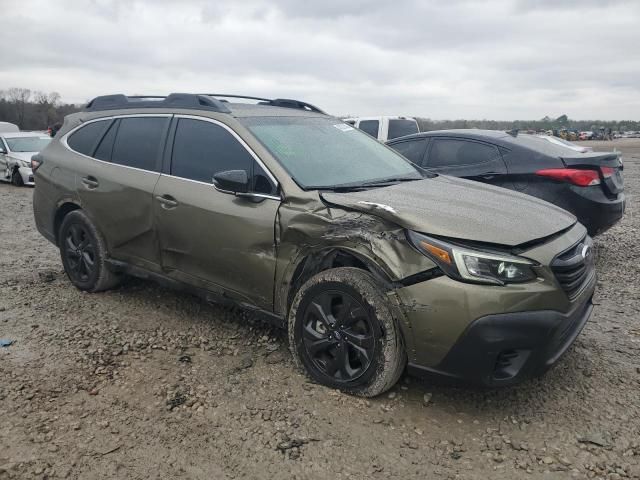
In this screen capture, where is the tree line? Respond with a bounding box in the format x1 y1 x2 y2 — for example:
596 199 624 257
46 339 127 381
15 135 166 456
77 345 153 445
415 114 640 133
1 87 639 133
0 88 81 131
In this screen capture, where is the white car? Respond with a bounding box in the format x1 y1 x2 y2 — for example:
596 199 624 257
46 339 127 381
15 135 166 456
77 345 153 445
0 132 52 186
343 116 419 141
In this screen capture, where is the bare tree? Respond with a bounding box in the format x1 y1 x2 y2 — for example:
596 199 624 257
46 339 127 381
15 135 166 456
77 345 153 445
6 87 32 128
34 91 61 126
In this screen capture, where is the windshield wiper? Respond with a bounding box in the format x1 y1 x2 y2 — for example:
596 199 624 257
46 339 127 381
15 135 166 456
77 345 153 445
358 176 422 187
308 176 422 192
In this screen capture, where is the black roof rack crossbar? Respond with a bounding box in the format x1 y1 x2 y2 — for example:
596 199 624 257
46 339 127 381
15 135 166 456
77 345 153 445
84 93 232 113
201 94 326 114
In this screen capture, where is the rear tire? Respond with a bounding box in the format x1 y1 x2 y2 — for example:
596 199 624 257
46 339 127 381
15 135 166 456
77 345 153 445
11 169 24 187
59 210 122 292
288 267 405 397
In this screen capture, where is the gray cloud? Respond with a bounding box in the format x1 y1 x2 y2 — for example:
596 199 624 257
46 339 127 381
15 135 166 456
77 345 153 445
1 0 638 119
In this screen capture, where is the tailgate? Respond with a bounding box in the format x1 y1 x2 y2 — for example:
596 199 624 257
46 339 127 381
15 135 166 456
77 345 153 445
561 152 623 196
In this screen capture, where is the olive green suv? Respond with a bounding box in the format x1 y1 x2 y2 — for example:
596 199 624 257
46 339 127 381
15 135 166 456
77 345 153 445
32 93 596 396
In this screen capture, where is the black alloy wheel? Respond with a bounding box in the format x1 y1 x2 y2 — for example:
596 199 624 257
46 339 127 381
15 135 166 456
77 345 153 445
301 290 376 383
64 223 96 283
58 210 122 292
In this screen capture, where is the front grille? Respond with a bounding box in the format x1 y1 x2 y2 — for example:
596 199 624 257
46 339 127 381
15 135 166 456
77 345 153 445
551 236 595 300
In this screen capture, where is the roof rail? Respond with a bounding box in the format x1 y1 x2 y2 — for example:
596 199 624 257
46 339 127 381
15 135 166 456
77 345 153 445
201 94 326 114
84 93 232 113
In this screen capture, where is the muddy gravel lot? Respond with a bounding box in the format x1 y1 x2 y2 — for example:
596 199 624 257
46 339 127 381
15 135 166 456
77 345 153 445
1 139 639 480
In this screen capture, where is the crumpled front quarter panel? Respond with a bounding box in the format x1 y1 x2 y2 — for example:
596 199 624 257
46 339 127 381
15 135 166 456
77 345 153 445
274 193 437 316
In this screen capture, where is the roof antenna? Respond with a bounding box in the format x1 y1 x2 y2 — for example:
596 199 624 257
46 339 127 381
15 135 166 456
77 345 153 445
506 128 519 137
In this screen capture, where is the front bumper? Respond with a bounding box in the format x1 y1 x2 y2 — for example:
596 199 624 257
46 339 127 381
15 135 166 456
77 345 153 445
394 222 595 386
18 166 35 186
407 293 593 386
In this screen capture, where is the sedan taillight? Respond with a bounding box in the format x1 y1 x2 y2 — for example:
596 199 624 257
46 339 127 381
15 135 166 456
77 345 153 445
600 166 615 178
535 168 600 186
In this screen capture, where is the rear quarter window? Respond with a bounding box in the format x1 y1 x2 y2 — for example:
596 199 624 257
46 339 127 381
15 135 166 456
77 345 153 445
67 120 110 156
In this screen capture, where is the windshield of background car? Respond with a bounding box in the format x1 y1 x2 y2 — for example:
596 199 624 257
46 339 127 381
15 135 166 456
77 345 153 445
387 119 419 140
5 136 51 153
241 116 421 189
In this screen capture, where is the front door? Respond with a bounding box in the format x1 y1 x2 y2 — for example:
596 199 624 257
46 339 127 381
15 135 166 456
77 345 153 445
153 116 280 310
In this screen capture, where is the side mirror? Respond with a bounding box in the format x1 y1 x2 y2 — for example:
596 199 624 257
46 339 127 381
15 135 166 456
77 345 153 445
213 169 249 194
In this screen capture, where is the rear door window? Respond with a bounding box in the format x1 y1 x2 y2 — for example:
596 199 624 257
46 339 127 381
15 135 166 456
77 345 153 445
171 118 276 195
94 120 118 161
427 139 500 167
67 120 110 156
389 139 428 165
358 120 380 138
110 117 168 171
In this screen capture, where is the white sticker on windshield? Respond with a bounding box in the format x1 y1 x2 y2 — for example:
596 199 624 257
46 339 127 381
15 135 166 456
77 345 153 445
334 123 355 132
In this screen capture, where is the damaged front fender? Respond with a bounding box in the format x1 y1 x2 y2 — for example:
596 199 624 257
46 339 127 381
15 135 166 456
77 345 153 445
273 193 437 317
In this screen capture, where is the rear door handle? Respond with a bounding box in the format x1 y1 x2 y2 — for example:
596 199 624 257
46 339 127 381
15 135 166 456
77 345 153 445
479 172 500 180
81 176 99 189
156 194 178 209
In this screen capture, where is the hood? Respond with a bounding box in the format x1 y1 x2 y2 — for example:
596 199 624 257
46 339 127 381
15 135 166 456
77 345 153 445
321 176 576 247
8 152 35 163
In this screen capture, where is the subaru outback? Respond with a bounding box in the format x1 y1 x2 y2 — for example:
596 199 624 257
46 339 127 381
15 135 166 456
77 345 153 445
32 93 596 397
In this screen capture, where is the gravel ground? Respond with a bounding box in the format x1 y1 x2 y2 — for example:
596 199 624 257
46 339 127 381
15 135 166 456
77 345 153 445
1 139 639 480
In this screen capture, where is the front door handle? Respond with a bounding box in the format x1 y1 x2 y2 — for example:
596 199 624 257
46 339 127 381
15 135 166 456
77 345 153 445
156 194 178 209
81 176 99 189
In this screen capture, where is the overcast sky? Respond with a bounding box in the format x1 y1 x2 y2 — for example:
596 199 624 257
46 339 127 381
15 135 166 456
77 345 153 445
1 0 639 120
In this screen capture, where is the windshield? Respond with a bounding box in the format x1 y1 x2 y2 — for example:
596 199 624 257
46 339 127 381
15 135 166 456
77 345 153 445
5 136 51 153
242 116 421 189
388 119 419 140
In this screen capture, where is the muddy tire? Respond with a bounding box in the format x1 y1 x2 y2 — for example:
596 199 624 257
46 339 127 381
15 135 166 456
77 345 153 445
58 210 122 292
11 168 24 187
288 267 405 397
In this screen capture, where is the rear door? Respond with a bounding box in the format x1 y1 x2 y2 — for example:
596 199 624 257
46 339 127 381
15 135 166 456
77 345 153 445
68 115 170 271
387 138 429 165
153 115 280 310
423 137 508 184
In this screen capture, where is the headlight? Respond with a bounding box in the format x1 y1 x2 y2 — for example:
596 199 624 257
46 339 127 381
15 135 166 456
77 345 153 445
407 231 537 285
18 159 30 168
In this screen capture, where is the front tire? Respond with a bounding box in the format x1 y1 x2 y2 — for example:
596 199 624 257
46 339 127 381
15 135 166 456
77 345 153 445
59 210 122 292
11 169 24 186
288 267 405 397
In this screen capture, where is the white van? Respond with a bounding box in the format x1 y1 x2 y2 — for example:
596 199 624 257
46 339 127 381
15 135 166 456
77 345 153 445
343 116 419 142
0 121 20 133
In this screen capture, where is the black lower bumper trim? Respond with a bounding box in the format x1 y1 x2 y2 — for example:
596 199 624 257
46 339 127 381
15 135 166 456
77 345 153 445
408 295 594 387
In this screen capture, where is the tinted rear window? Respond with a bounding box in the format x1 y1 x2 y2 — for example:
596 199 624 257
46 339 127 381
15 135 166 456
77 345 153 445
67 120 110 156
94 121 118 161
429 139 500 167
387 119 419 140
389 139 427 164
111 117 167 171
